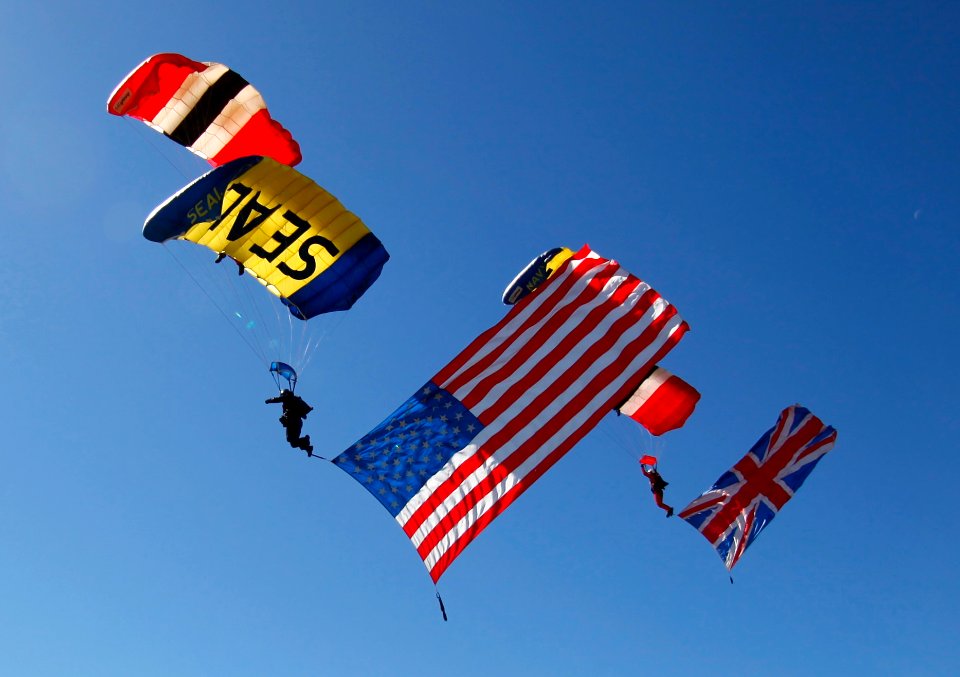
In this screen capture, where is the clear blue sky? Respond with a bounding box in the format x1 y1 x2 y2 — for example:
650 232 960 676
1 2 957 675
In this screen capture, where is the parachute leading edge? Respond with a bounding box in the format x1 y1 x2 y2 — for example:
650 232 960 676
144 156 389 319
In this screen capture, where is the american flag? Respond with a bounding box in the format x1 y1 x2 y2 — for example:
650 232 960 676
679 404 838 570
334 245 689 581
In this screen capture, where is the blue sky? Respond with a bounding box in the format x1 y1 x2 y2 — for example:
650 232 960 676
1 2 958 675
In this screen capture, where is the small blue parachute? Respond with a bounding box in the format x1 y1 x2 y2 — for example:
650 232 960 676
270 361 298 392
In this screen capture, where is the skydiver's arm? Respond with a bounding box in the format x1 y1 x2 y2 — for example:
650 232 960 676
265 396 283 404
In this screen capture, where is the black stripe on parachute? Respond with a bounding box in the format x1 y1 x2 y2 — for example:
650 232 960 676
167 69 249 147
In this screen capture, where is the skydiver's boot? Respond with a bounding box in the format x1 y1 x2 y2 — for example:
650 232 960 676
303 436 313 457
666 507 674 518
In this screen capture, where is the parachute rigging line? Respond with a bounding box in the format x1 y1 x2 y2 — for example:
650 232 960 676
162 245 267 366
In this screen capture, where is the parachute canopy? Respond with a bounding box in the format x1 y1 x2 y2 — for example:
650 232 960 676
270 361 298 391
502 246 574 305
617 366 700 436
107 53 301 167
144 155 389 320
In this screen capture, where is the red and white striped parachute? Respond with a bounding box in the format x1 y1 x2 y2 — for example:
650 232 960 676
107 53 301 167
617 366 700 436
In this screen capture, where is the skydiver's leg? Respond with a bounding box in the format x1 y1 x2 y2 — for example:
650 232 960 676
285 420 303 448
285 420 313 454
653 491 674 516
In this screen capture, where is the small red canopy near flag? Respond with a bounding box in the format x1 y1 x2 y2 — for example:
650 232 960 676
617 366 700 436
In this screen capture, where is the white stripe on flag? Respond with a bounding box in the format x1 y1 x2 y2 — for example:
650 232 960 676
437 254 612 389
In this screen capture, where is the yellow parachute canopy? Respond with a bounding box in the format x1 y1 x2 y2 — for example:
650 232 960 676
144 156 388 319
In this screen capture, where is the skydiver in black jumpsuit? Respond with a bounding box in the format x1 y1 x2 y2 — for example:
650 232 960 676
265 389 314 456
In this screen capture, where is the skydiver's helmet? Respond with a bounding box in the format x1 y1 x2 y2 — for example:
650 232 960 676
280 389 293 397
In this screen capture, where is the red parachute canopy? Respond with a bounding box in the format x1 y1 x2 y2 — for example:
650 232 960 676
617 366 700 436
107 53 301 167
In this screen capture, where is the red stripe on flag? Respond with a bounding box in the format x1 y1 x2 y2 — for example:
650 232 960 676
463 280 652 415
437 255 609 391
472 286 659 422
729 509 755 568
451 262 622 403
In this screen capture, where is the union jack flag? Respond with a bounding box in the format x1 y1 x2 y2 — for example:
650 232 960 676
335 245 688 581
679 405 838 570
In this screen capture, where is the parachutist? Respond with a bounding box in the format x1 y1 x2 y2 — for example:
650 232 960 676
640 463 674 517
265 389 314 455
215 251 244 275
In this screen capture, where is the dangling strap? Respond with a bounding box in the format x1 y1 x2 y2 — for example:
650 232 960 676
435 589 448 621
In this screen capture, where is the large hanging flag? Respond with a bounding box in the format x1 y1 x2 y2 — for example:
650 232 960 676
334 245 689 581
679 404 838 570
